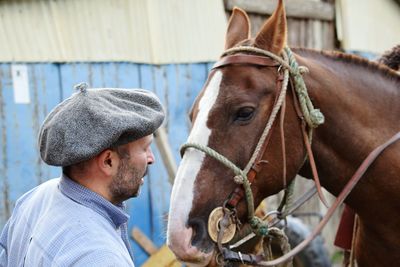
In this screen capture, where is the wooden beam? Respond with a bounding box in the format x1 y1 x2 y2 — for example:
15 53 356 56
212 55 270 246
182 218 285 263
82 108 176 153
225 0 335 21
131 227 181 267
154 127 177 185
131 227 158 255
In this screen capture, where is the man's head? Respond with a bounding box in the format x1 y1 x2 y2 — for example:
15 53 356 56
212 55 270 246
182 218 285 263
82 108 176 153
39 83 165 202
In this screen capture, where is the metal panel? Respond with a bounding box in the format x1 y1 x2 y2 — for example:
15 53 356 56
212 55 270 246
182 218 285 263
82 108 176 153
0 61 211 266
0 63 61 225
0 0 226 64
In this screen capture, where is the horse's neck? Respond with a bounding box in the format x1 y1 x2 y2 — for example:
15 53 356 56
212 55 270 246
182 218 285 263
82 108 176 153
297 50 400 214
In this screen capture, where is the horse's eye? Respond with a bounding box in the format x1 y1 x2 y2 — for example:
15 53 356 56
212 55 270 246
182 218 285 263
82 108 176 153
235 107 255 122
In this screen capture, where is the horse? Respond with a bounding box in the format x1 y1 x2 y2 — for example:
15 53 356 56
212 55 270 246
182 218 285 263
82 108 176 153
167 1 400 266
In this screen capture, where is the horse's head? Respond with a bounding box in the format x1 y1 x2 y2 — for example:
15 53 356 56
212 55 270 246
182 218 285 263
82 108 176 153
168 1 308 265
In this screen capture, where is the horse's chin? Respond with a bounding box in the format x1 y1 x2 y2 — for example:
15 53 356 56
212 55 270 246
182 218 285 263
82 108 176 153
179 250 215 267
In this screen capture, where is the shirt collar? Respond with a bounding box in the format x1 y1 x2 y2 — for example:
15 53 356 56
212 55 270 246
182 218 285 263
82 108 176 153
59 174 129 228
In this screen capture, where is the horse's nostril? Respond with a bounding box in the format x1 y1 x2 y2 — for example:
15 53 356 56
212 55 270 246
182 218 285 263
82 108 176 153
188 217 212 249
188 218 206 246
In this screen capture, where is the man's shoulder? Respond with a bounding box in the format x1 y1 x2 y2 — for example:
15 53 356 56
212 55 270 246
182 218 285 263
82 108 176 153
15 178 59 202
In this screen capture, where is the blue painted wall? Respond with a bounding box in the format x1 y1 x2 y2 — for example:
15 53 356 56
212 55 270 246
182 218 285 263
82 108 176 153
0 62 211 266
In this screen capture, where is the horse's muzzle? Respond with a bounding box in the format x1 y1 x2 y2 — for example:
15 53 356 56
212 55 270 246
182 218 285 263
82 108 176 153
167 225 214 266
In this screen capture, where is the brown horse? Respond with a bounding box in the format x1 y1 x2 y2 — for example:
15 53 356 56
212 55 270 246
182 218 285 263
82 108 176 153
167 1 400 266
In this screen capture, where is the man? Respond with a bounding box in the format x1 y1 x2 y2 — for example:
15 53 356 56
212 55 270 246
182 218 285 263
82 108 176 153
0 82 165 266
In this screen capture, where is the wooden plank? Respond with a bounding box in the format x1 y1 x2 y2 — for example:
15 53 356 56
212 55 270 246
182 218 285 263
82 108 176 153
142 245 181 267
225 0 335 21
131 227 181 267
154 127 177 184
131 227 158 255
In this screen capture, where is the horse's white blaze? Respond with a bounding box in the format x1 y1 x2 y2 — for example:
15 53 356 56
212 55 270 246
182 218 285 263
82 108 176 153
167 71 222 243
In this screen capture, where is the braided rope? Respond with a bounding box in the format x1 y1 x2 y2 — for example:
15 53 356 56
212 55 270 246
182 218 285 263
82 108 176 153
181 143 257 221
180 143 245 178
285 48 324 128
243 50 289 175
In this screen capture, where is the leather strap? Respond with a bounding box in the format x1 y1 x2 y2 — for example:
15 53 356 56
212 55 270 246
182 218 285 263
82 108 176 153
222 247 264 265
213 54 280 69
289 78 329 207
227 131 400 266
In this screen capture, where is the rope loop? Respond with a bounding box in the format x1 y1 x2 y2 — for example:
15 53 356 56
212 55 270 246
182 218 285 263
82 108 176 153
284 47 325 129
309 109 325 127
298 66 309 74
233 175 245 184
263 227 293 267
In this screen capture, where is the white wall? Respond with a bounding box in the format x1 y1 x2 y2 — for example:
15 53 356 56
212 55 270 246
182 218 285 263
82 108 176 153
0 0 227 64
336 0 400 53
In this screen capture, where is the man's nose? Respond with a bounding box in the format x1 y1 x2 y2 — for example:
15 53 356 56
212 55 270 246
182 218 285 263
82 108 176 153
147 148 155 165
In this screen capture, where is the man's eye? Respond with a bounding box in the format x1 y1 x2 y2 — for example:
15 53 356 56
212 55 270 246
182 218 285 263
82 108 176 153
235 107 255 121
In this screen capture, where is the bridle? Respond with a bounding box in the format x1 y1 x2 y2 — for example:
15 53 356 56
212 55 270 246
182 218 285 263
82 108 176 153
180 45 324 264
180 46 400 266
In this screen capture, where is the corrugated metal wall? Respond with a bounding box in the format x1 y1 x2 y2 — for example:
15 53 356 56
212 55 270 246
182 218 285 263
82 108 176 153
0 0 226 64
0 62 211 266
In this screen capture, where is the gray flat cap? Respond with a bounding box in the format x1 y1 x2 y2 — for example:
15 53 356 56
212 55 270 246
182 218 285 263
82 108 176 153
39 83 165 166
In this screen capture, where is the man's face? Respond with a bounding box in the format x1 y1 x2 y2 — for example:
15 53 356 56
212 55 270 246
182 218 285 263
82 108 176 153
109 135 155 203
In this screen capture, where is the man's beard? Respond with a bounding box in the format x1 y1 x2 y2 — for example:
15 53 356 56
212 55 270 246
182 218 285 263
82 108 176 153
109 158 147 203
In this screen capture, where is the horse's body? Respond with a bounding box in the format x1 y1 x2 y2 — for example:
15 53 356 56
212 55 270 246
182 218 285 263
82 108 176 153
297 49 400 266
167 1 400 266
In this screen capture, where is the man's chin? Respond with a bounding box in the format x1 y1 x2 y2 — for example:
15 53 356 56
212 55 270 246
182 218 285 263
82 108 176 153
132 187 141 198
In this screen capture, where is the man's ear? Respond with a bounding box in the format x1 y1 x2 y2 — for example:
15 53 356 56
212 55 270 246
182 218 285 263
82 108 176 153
96 149 118 176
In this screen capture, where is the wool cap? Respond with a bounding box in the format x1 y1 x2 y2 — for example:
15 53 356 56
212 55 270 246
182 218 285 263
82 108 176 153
39 83 165 166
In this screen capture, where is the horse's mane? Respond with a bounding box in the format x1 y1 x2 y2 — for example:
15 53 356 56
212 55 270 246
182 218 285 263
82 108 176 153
293 48 400 85
378 45 400 71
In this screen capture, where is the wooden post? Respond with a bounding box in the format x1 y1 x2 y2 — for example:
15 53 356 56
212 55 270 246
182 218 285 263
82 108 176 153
154 127 177 185
131 227 181 267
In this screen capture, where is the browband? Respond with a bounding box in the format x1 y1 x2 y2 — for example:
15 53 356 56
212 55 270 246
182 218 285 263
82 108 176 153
212 54 280 69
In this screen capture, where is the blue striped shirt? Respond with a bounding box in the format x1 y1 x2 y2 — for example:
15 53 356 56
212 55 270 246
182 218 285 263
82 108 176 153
0 175 134 266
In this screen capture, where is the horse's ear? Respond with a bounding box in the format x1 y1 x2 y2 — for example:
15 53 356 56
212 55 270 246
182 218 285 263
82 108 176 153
254 0 287 54
225 7 251 50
